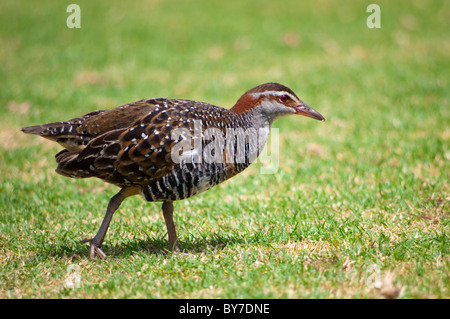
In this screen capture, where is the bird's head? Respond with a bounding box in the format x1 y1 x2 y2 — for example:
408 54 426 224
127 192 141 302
231 82 325 123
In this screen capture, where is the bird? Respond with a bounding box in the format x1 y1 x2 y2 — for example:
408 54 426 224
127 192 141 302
22 82 325 259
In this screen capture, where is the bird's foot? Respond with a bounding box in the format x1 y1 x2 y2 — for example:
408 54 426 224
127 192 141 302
169 242 181 253
80 238 107 259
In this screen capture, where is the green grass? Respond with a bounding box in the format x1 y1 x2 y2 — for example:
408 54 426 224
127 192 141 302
0 0 448 298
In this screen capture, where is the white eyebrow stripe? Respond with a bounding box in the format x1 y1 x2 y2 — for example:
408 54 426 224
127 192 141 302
250 91 298 101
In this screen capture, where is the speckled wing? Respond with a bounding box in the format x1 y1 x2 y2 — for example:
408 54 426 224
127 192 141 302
55 98 235 187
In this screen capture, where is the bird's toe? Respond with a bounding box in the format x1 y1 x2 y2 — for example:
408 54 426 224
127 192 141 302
81 237 107 259
90 245 107 259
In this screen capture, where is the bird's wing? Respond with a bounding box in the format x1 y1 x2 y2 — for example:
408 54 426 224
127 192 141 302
55 99 227 185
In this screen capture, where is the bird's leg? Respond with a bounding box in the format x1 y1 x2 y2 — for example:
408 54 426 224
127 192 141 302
80 191 125 259
81 186 140 259
162 201 180 252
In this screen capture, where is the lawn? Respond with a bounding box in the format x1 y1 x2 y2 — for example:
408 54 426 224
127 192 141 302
0 0 448 299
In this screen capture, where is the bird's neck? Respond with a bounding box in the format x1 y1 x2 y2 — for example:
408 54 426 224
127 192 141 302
228 104 280 165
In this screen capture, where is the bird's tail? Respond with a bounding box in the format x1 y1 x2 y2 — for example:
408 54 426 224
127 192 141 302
22 122 79 138
21 111 104 151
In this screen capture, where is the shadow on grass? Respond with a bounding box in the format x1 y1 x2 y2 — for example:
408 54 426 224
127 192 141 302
36 231 266 260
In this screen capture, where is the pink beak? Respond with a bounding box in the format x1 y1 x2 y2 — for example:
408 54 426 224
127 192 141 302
294 103 326 122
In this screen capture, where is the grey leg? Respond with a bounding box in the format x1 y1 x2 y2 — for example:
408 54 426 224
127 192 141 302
162 201 180 252
81 187 139 259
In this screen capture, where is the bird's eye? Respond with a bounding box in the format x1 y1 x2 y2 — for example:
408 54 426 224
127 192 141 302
279 95 289 103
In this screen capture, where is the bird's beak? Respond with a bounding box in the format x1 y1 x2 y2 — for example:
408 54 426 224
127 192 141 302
294 102 326 122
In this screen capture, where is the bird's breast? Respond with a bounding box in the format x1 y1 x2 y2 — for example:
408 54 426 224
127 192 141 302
141 161 239 201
